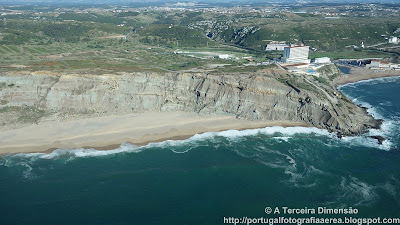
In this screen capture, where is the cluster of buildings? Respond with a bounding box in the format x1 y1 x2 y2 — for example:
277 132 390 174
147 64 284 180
266 42 330 63
266 43 332 76
274 44 331 65
369 60 399 70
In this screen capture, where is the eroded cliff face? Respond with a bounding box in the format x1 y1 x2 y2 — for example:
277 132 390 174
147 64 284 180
0 66 380 136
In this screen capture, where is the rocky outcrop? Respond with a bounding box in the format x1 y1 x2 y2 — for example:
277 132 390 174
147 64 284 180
0 67 380 136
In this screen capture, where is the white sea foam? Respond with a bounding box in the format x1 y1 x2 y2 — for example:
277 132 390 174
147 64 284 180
379 101 393 107
247 146 294 169
343 117 395 150
341 135 390 151
338 176 378 206
272 137 292 142
339 81 398 151
354 99 381 118
255 159 288 169
326 175 399 207
40 142 141 159
376 176 400 198
13 152 44 158
1 126 332 161
283 160 332 189
16 161 35 179
139 126 332 151
258 126 332 136
170 146 196 154
244 145 318 187
339 75 400 88
380 182 397 197
308 165 328 175
218 126 331 139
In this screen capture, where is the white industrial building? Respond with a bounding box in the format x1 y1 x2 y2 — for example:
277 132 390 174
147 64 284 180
388 36 398 44
218 54 233 59
265 42 288 51
314 57 331 64
282 46 311 64
370 60 390 68
369 60 399 70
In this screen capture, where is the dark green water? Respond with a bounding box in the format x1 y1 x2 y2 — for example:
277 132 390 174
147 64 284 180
0 77 399 225
337 66 351 74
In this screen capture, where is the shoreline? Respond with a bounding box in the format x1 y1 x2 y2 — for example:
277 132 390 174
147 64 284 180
335 65 400 85
1 67 398 156
0 112 309 155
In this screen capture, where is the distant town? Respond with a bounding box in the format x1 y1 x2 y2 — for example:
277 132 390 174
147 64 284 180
0 2 398 74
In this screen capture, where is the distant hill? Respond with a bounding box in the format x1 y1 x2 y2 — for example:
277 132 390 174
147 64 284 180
0 0 399 5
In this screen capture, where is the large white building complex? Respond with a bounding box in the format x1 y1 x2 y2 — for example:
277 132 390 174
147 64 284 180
282 46 311 64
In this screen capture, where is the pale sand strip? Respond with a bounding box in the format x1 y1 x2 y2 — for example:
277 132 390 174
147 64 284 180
0 112 308 155
336 66 400 85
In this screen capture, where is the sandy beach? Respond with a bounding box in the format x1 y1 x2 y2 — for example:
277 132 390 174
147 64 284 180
0 112 308 155
2 65 398 155
335 65 400 85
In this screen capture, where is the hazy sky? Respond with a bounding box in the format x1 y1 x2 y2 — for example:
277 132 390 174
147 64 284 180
0 0 398 4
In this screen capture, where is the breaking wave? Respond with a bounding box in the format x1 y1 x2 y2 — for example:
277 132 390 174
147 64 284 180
341 75 400 87
1 126 332 161
338 77 400 151
0 126 336 180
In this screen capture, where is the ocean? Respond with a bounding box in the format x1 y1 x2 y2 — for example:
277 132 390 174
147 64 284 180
0 76 399 224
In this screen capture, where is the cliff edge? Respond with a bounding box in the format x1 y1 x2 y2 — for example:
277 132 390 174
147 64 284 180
0 65 380 136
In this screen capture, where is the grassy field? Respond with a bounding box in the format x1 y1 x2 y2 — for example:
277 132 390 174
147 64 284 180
0 39 245 73
0 6 398 73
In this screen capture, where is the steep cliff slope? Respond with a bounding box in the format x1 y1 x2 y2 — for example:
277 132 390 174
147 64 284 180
0 66 380 136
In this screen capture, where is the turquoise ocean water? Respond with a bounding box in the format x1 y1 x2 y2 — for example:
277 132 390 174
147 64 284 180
0 76 399 224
